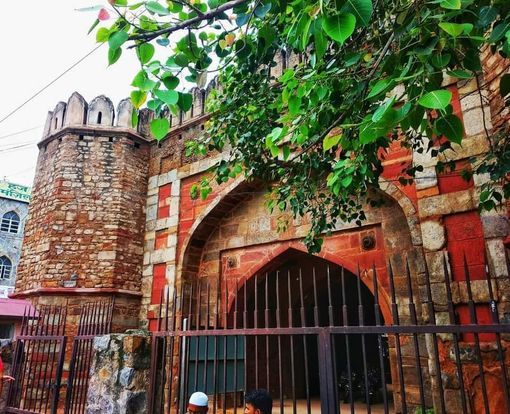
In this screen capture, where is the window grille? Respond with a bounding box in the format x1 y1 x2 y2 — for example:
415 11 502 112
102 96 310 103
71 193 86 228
0 211 20 233
0 256 12 279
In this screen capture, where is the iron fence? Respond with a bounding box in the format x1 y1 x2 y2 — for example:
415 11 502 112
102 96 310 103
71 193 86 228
5 299 114 414
64 299 114 414
148 251 510 414
6 305 67 414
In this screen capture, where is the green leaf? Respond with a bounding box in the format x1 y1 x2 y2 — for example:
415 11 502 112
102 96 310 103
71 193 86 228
446 70 473 79
178 93 193 112
434 114 464 144
155 89 179 105
108 47 122 65
146 1 170 15
88 19 100 35
322 13 356 45
431 53 451 68
314 25 327 62
288 95 301 116
440 0 461 10
131 110 139 128
137 43 155 64
489 22 510 43
341 0 373 27
439 22 464 37
151 118 170 140
174 54 189 67
323 133 341 151
500 74 510 97
359 119 390 144
367 78 391 99
96 27 110 43
418 90 452 110
254 2 272 18
130 90 147 108
372 97 395 123
162 74 180 90
477 6 498 28
108 31 129 50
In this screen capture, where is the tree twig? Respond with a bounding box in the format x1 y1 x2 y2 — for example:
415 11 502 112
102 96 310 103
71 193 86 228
129 0 249 42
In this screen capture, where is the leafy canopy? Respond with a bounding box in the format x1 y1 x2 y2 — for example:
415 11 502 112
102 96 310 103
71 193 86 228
94 0 510 252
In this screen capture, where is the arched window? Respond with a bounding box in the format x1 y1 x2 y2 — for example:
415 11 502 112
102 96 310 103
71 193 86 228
1 211 20 233
0 257 12 279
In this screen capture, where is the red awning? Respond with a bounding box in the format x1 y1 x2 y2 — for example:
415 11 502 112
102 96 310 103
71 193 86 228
0 298 34 318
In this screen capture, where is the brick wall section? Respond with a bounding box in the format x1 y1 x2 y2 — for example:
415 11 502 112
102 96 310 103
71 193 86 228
481 47 510 133
16 132 149 292
14 93 151 340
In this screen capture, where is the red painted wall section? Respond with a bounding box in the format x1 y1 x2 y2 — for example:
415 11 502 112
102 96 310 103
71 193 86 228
437 159 474 194
444 211 485 282
152 263 167 304
158 183 172 219
155 229 169 250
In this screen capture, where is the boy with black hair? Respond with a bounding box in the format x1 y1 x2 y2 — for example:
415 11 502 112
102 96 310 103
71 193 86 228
244 389 273 414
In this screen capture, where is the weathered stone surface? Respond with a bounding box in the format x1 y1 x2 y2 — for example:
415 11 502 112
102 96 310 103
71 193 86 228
418 189 475 218
481 213 509 238
486 238 509 279
414 166 437 190
421 220 445 251
86 332 151 414
64 92 87 126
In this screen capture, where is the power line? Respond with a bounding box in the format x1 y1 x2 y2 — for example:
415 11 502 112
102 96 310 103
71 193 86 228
0 43 104 125
0 143 36 153
0 125 42 140
0 140 39 150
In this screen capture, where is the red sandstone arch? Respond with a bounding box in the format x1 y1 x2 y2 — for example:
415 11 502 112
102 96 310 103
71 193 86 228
177 176 419 330
224 246 393 325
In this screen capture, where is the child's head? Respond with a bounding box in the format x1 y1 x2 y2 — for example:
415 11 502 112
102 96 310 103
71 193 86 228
244 389 272 414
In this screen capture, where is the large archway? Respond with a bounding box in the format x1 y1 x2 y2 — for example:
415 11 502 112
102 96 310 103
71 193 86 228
227 249 391 407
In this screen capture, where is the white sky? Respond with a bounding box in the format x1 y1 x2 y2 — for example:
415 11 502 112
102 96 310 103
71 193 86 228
0 1 140 186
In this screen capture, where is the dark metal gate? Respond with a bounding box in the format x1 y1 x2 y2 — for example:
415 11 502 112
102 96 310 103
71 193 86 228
149 251 510 414
64 299 114 414
6 299 114 414
6 305 67 414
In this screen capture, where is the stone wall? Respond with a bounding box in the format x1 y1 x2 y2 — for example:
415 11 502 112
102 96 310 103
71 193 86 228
0 197 29 288
86 330 151 414
14 92 151 333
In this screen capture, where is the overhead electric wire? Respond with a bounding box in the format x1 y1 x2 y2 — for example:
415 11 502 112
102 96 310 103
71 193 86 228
0 43 104 125
0 125 43 140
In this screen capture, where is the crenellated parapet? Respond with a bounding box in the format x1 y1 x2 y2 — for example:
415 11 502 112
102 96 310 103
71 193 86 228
41 92 148 145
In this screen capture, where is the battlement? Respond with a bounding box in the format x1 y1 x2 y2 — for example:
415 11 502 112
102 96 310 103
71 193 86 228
42 50 303 143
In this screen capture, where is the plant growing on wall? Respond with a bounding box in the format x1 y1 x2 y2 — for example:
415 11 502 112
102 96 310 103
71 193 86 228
93 0 509 252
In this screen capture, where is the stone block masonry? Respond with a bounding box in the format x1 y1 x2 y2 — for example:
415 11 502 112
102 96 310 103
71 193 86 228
14 92 151 333
86 330 151 414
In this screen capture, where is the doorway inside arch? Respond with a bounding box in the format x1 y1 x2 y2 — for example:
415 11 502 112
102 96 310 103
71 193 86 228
231 249 391 407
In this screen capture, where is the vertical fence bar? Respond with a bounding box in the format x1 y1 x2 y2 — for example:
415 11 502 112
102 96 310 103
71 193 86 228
421 258 446 414
298 269 311 414
388 261 407 414
276 271 283 414
484 251 510 411
287 270 297 414
404 259 427 412
233 279 238 414
356 265 371 414
340 268 354 414
463 254 490 414
443 254 468 413
371 265 389 414
254 274 259 390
